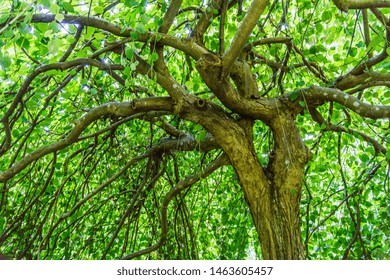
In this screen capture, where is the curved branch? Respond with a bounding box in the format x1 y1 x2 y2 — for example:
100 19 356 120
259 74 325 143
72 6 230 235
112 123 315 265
309 108 387 155
300 86 390 119
24 14 207 60
292 44 329 84
349 48 388 76
335 8 389 85
370 7 389 24
102 159 167 259
327 125 387 155
362 9 373 58
1 59 124 122
346 80 390 94
1 59 124 158
60 25 84 62
243 36 292 52
196 53 278 121
44 150 153 249
335 72 390 92
0 97 172 183
0 3 31 34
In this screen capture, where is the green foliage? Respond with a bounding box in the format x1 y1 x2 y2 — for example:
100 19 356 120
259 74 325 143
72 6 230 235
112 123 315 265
0 0 389 260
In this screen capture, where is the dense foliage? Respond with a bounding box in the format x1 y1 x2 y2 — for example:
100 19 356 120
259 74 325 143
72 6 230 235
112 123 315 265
0 0 389 259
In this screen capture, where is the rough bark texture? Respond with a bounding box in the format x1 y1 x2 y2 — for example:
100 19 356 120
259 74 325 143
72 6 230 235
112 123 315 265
219 116 309 259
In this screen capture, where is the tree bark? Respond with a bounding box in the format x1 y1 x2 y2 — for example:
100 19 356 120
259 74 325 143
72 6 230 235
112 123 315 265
224 117 309 259
199 112 309 259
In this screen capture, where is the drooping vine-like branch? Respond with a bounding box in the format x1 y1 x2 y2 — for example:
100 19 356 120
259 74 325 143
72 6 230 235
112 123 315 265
121 153 229 259
308 108 387 155
0 98 172 183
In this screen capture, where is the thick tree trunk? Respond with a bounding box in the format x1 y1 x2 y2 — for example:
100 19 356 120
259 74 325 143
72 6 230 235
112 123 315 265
245 112 309 259
244 171 306 259
231 147 306 259
214 114 310 259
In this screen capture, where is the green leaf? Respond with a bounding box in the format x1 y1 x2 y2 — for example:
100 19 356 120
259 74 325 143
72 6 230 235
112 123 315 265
49 3 60 14
39 0 51 7
349 47 357 57
130 61 138 71
84 27 96 40
48 38 62 54
197 130 207 142
62 2 75 13
359 153 370 163
193 82 200 92
367 35 383 51
140 14 149 25
0 15 8 25
125 47 133 59
356 41 365 48
0 53 12 69
123 66 131 77
130 32 139 40
150 52 159 62
123 0 139 7
16 37 30 49
94 33 105 40
136 23 145 34
289 91 300 101
322 11 332 21
153 16 162 26
94 6 104 14
55 13 65 23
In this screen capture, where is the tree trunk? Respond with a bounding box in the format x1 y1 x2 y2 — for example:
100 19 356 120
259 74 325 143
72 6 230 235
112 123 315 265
232 154 306 258
243 172 306 259
214 113 310 259
250 112 309 259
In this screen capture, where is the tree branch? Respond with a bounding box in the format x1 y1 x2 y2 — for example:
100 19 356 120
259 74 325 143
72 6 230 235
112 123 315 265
309 108 387 155
192 0 222 43
292 44 329 84
159 0 183 33
4 14 207 60
332 0 390 11
362 9 373 58
300 86 390 119
122 153 229 259
223 0 269 73
335 72 390 91
243 36 292 52
0 98 172 183
1 59 124 122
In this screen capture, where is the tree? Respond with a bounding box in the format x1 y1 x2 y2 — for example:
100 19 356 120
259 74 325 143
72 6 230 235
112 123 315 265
0 0 389 260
